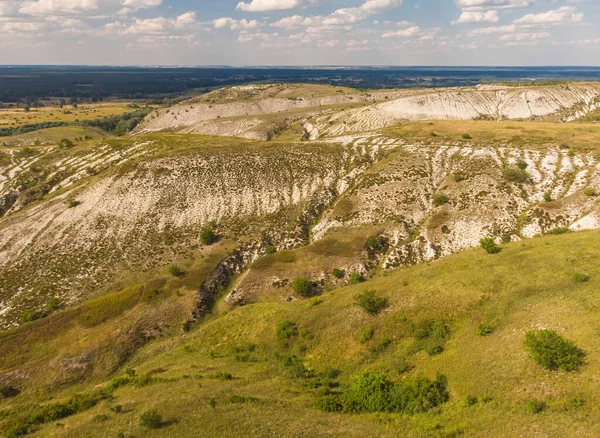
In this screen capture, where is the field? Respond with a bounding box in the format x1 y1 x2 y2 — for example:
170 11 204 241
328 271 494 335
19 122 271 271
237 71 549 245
0 102 144 129
1 230 599 437
384 119 600 154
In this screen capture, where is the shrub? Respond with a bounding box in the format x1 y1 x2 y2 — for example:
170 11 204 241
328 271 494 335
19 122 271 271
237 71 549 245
524 329 584 371
462 133 472 140
348 272 365 284
432 193 449 207
463 395 478 407
358 326 374 344
305 297 323 308
584 188 597 197
477 324 493 337
46 298 62 312
366 235 386 252
574 273 590 283
65 194 80 208
525 398 546 414
453 172 467 182
344 372 449 414
265 245 276 254
370 337 392 354
332 268 345 279
168 265 185 277
227 395 256 404
19 310 46 324
543 191 553 202
209 398 217 408
58 138 74 148
516 159 529 170
354 290 388 315
480 238 500 254
200 224 218 245
276 320 298 344
547 227 569 235
503 167 530 183
291 276 314 297
0 385 19 398
408 320 448 356
213 372 233 381
139 409 163 429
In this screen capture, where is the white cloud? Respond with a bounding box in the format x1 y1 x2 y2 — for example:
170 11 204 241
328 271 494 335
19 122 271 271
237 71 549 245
514 6 583 25
499 31 549 41
452 10 498 24
19 0 161 16
236 0 303 12
360 0 403 13
214 17 261 30
455 0 531 10
469 24 516 34
270 15 306 28
382 25 420 37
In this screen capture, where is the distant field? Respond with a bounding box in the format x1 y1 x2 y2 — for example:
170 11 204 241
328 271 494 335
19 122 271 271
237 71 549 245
384 119 600 154
0 102 143 128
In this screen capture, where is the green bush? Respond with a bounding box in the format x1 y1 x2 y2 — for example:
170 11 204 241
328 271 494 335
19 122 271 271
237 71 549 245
358 326 374 344
200 223 218 245
408 320 448 356
525 398 546 414
369 337 392 354
265 245 276 254
366 235 386 252
480 238 500 254
524 329 584 371
0 385 19 398
543 191 553 202
276 320 298 344
503 167 530 183
574 273 590 283
65 194 80 208
354 290 388 315
58 138 74 148
463 395 478 407
547 227 569 235
516 159 528 170
584 188 597 197
332 268 345 279
477 324 493 337
291 276 314 297
348 271 365 284
168 265 185 277
343 372 449 414
432 193 449 207
139 409 163 429
462 133 472 140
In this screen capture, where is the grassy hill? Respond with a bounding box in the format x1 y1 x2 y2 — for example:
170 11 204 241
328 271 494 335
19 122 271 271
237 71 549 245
1 229 600 437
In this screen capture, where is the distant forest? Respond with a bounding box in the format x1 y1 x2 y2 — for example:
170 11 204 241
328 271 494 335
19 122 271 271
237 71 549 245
2 66 600 102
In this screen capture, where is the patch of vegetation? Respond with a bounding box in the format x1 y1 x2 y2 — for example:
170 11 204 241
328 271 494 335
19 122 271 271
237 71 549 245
366 235 387 253
574 273 590 283
547 227 570 235
462 133 472 140
265 245 276 254
354 290 388 315
200 222 218 245
58 138 74 148
369 336 392 354
503 167 530 183
276 320 298 346
348 271 365 284
516 160 528 170
476 324 493 337
432 193 449 207
168 265 186 278
291 276 315 298
332 268 345 279
480 238 501 254
524 329 584 371
77 286 143 328
453 172 467 182
543 191 553 202
358 326 374 344
65 194 80 208
463 395 478 407
408 320 448 356
584 188 597 197
525 398 546 414
139 409 163 429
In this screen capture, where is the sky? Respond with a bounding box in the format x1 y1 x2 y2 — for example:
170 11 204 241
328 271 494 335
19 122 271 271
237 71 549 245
0 0 598 65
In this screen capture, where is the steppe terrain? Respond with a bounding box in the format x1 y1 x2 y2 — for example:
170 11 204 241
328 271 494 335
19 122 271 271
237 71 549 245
1 83 600 437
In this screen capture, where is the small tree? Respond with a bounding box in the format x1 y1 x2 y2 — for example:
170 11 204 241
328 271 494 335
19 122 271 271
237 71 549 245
355 290 388 315
58 138 74 148
543 191 553 202
291 276 314 297
348 272 365 284
503 167 530 183
480 238 500 254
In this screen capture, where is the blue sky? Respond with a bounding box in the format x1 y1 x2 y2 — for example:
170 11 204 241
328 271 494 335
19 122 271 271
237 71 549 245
0 0 598 65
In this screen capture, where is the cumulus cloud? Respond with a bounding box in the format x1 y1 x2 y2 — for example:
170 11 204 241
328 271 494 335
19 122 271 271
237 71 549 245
514 6 583 26
214 17 261 30
382 25 420 38
452 10 498 24
236 0 303 12
19 0 161 16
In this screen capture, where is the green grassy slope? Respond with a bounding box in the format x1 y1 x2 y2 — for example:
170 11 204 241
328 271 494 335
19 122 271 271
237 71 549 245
2 230 600 437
